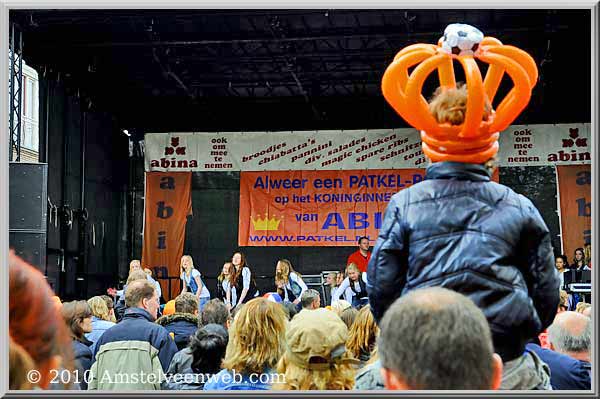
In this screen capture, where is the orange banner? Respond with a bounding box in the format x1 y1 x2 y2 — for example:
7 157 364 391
239 169 426 246
142 172 192 300
557 165 591 260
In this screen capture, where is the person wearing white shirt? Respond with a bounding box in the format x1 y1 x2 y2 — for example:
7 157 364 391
332 263 369 308
180 255 211 311
275 259 308 308
129 259 162 301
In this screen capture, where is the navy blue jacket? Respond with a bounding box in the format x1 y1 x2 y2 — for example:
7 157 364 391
72 337 93 390
93 307 178 371
526 344 591 390
368 162 560 361
155 313 199 351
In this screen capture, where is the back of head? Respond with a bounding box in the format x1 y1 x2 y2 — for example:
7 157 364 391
378 287 497 390
189 324 229 374
575 302 591 314
222 297 287 375
125 279 155 308
282 301 298 320
331 300 351 316
548 311 591 355
127 269 148 285
276 308 356 390
339 307 359 330
200 298 230 327
175 292 199 314
61 300 93 339
428 84 491 126
300 289 320 309
346 305 379 360
88 296 111 321
9 254 74 388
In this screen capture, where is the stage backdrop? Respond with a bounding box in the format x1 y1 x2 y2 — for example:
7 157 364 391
239 168 499 246
142 172 192 299
557 165 592 260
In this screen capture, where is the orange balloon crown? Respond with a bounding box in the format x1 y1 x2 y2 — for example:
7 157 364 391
381 24 538 164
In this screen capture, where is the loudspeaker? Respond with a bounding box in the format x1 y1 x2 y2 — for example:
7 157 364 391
9 162 48 272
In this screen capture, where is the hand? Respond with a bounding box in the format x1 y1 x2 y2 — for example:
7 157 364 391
293 299 300 305
226 303 232 311
107 287 117 297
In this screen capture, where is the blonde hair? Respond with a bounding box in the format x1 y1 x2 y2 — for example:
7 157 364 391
180 255 195 276
143 268 152 277
576 302 592 314
428 83 492 126
346 305 379 360
559 290 569 309
222 298 287 375
127 269 148 285
275 259 300 286
274 352 356 390
218 262 233 283
129 259 141 272
87 296 111 322
330 300 352 316
346 263 360 275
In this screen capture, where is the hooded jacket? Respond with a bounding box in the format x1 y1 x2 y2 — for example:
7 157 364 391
155 313 199 351
368 161 560 362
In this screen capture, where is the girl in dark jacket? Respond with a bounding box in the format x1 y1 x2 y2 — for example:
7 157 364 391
61 300 94 390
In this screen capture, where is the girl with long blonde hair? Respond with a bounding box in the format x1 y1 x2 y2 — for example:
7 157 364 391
346 305 379 366
203 298 287 390
275 259 308 307
180 255 211 311
85 296 116 353
332 263 369 307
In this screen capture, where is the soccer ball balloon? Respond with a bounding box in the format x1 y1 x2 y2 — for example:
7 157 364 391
440 23 484 56
263 292 283 303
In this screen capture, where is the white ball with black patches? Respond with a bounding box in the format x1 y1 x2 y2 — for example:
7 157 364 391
440 23 484 56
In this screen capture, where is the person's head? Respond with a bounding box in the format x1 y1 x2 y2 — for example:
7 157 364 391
330 300 352 316
9 335 35 390
175 292 199 315
275 308 357 390
9 254 74 389
61 300 93 339
231 251 246 269
339 307 359 330
129 259 141 272
558 290 569 313
180 255 194 274
200 299 231 328
575 302 591 315
555 255 569 271
100 294 116 323
325 272 339 287
189 324 229 375
143 267 152 276
428 83 492 126
336 272 344 286
548 311 591 362
125 279 159 320
127 269 148 285
346 263 361 282
222 297 287 375
219 262 233 282
300 289 321 310
275 259 296 284
282 301 299 321
346 305 379 361
574 248 585 264
87 296 111 322
582 307 592 318
358 236 370 252
379 287 503 390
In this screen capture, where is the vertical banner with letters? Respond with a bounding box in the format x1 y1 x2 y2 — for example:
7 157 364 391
556 165 591 260
142 172 192 300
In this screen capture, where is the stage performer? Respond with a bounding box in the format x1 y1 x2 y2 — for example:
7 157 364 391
218 262 237 308
180 255 211 312
346 236 371 272
332 263 369 308
275 259 308 308
369 23 559 389
228 251 259 310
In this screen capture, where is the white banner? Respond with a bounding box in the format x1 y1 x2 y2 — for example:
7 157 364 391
145 123 590 172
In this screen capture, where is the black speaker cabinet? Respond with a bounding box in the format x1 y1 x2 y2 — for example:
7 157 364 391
9 162 48 272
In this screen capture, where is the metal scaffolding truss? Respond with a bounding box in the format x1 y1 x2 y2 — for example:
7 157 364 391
9 23 23 162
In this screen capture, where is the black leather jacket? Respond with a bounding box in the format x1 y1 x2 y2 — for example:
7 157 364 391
367 161 560 361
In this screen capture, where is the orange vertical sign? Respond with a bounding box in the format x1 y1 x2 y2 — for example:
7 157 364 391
142 172 192 300
556 165 591 260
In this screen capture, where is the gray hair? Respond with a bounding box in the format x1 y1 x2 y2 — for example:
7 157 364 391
300 289 320 309
378 287 495 390
548 312 591 353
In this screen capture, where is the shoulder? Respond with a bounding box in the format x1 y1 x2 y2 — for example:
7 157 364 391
192 269 201 277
